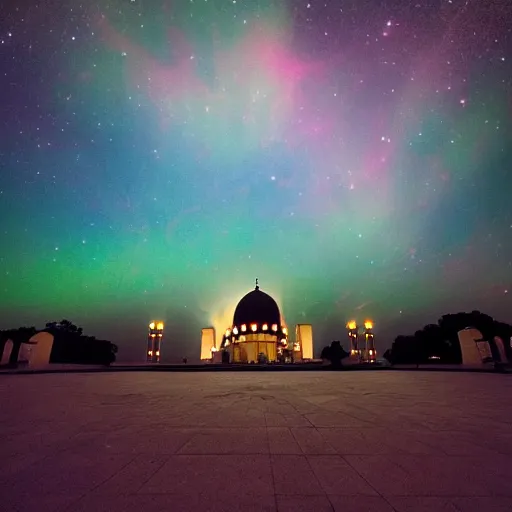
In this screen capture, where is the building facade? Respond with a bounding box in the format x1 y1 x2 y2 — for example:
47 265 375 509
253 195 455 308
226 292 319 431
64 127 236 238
201 280 314 364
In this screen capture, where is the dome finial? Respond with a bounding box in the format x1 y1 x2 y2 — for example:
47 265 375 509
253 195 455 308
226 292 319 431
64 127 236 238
255 277 259 290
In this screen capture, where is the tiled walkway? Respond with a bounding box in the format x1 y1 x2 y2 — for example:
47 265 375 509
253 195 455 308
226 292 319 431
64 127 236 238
1 371 512 511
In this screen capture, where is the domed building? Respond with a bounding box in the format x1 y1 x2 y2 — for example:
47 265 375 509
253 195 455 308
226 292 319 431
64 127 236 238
200 279 314 364
220 280 289 363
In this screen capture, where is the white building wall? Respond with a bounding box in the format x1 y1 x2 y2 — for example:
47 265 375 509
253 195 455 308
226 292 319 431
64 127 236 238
296 324 314 360
201 328 216 360
458 328 491 366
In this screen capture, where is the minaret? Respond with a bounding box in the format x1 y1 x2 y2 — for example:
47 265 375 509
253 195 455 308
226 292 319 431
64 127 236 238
346 321 359 358
364 321 375 362
147 322 164 362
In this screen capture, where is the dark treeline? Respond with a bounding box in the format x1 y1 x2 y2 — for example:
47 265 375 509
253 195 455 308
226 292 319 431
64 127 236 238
384 311 512 365
0 319 117 366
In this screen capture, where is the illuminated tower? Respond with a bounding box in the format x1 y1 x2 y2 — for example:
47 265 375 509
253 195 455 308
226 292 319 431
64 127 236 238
295 324 314 361
201 327 216 361
346 321 360 359
147 322 164 363
364 320 376 363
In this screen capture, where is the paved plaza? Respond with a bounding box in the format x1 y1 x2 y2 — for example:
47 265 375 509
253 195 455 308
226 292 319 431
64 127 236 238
1 370 512 511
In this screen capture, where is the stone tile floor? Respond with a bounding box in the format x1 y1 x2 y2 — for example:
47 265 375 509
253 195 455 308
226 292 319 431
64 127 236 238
1 371 511 511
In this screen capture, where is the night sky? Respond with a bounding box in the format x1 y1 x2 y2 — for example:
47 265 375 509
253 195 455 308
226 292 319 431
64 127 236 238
1 0 511 361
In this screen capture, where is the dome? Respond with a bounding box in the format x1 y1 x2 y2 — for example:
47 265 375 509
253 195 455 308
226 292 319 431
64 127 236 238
233 284 281 328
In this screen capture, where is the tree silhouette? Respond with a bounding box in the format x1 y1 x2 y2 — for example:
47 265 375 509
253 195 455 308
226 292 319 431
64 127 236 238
383 348 393 364
1 320 117 366
387 335 419 364
321 341 349 369
46 321 117 365
45 319 83 337
320 345 331 361
386 311 512 364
